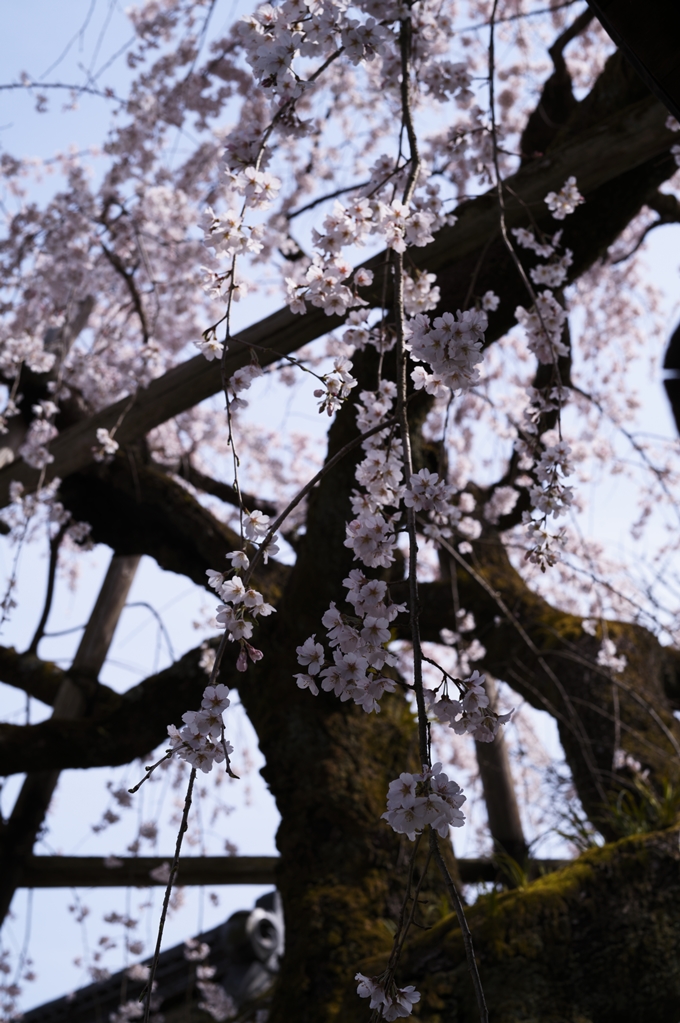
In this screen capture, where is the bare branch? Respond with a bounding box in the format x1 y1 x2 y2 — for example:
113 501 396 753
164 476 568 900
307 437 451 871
0 636 232 775
0 555 140 924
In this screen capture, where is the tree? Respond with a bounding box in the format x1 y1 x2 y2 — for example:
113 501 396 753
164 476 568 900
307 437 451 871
1 0 680 1020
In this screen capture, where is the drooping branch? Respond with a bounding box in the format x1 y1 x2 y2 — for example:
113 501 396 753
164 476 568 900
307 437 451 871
101 244 150 345
27 522 68 655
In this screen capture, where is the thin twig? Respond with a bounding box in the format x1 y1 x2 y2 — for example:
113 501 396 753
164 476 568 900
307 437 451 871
124 602 176 662
430 828 488 1023
141 767 196 1022
394 11 428 769
487 0 566 411
0 80 122 102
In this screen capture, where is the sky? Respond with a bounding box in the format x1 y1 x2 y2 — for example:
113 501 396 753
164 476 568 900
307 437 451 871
0 0 680 1013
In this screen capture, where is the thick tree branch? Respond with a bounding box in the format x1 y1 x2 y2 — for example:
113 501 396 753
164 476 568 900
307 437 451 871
413 538 680 833
0 646 67 707
0 637 232 774
474 676 528 867
0 67 674 510
170 459 279 518
0 554 141 924
58 454 289 600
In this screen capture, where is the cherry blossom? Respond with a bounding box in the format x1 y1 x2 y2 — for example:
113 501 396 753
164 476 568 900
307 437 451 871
544 176 584 220
356 973 421 1020
382 763 466 841
166 684 234 774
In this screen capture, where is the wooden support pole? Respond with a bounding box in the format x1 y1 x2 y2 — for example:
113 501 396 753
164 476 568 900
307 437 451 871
475 676 528 866
0 555 141 924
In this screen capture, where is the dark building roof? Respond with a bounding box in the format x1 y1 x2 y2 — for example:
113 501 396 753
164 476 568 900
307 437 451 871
21 892 283 1023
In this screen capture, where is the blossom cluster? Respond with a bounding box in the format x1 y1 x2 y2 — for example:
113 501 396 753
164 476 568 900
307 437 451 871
342 381 402 566
285 254 362 318
515 290 568 364
512 224 576 363
18 415 58 470
226 362 264 412
520 384 570 439
0 334 55 378
356 973 421 1021
314 356 357 415
597 638 627 674
196 165 282 326
382 762 466 841
284 184 451 320
513 439 573 569
167 683 233 774
424 669 512 743
544 176 584 220
528 440 574 518
344 384 482 564
522 517 566 572
295 569 405 713
407 308 487 395
239 0 392 104
510 379 574 568
92 427 120 463
203 204 264 262
207 527 278 671
184 939 238 1022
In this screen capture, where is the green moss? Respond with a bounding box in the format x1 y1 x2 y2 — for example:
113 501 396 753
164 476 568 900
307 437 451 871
344 828 680 1022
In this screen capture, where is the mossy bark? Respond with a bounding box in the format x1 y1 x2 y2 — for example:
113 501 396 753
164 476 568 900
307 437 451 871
346 826 680 1022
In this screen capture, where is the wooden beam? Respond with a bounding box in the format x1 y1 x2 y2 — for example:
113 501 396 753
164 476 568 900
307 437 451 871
0 93 673 510
19 855 280 887
16 855 569 888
